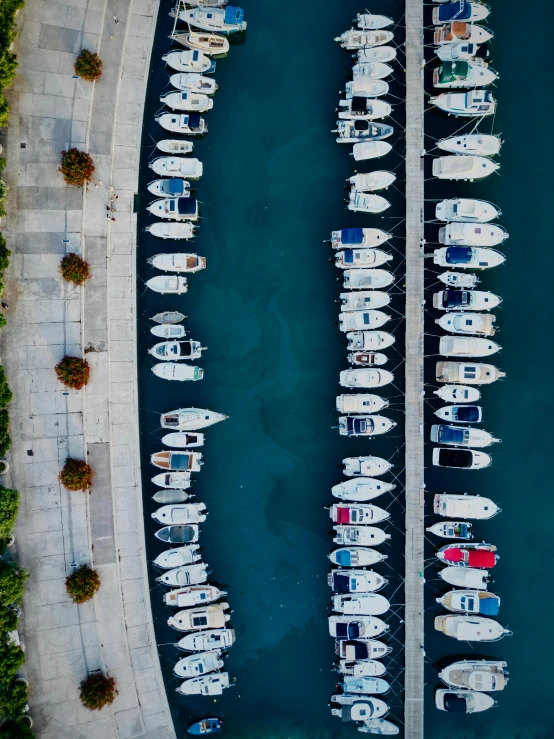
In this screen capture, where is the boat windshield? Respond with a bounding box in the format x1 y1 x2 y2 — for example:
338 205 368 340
443 290 469 307
445 247 473 264
454 406 479 422
438 448 473 467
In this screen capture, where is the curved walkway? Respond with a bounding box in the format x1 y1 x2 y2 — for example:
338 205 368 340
0 0 175 736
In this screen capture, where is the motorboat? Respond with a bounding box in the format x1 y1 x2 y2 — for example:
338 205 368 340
151 472 192 489
437 133 501 155
151 503 207 525
330 699 389 722
160 91 213 113
439 336 500 357
436 312 497 337
328 570 387 593
349 172 396 192
153 489 191 504
151 451 203 471
176 6 247 34
164 585 226 608
436 542 498 568
340 291 391 310
334 640 391 661
157 563 209 587
352 61 393 79
432 448 491 469
151 324 187 339
171 32 230 57
432 246 505 269
330 503 390 526
426 521 473 539
150 157 203 179
356 46 397 63
432 2 490 25
334 526 391 547
346 331 396 350
431 424 498 448
436 198 500 222
336 120 393 143
329 548 388 568
439 660 508 691
439 566 490 590
433 61 497 88
333 593 389 616
338 416 395 437
176 673 230 697
343 456 392 477
349 191 390 214
432 155 499 180
437 592 500 617
154 545 202 569
438 271 479 288
433 22 493 45
433 288 501 310
152 311 186 324
339 310 391 331
332 478 395 501
177 628 236 652
335 248 393 269
146 222 195 240
329 615 389 640
431 90 496 117
351 141 392 162
161 432 204 448
148 340 205 362
162 49 216 74
340 677 390 695
339 369 394 388
435 689 495 713
147 197 199 221
146 276 188 294
168 603 230 632
358 720 399 735
336 394 389 413
156 112 207 135
175 651 224 679
343 269 394 289
435 405 482 423
434 615 510 642
188 718 222 736
157 140 194 155
149 253 206 273
433 493 500 519
330 228 392 249
147 178 191 198
435 41 488 62
438 223 507 247
355 13 393 29
436 361 505 384
348 352 388 366
335 29 394 49
434 385 481 402
338 659 387 677
170 73 217 94
337 97 392 121
161 408 228 430
152 363 204 381
155 525 199 543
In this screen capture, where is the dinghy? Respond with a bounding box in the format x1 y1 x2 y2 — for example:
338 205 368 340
339 310 391 331
338 659 387 677
438 223 507 247
439 660 507 691
433 289 501 310
151 324 187 339
436 40 488 62
426 521 473 539
339 291 391 310
149 253 206 273
336 120 393 143
170 73 217 94
437 543 498 568
331 478 395 501
335 248 393 269
151 451 203 471
348 352 388 366
177 628 235 652
338 415 395 437
439 336 500 357
333 526 390 547
437 133 502 156
435 405 482 423
157 139 194 155
434 61 497 88
330 503 390 525
435 689 495 713
439 566 490 590
432 155 499 180
328 569 387 593
162 49 216 74
436 198 500 222
151 311 186 324
161 432 204 448
176 673 230 696
329 616 389 639
156 112 208 135
150 157 203 179
343 269 394 289
436 312 497 337
349 172 396 192
434 21 493 45
432 448 491 469
339 369 394 388
355 13 393 29
437 592 500 617
433 246 505 268
335 29 394 49
343 456 392 477
151 472 192 489
157 563 209 587
152 363 204 381
340 677 390 695
431 424 499 448
164 585 226 608
175 651 224 678
146 222 195 239
147 178 191 197
155 525 199 543
330 228 392 249
434 385 481 402
148 340 205 361
336 394 389 413
433 493 500 519
161 408 228 430
153 544 202 569
171 32 230 56
358 719 399 735
351 141 392 161
356 46 397 63
431 90 496 117
147 197 199 221
153 489 191 504
151 503 207 525
146 276 188 294
188 718 222 736
160 91 213 113
329 549 388 569
352 61 393 79
168 603 230 632
333 593 390 616
337 98 391 121
346 331 396 350
432 2 490 25
176 6 247 34
436 361 505 385
434 615 510 642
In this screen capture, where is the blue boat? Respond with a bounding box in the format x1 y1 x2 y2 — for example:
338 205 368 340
433 1 490 25
188 718 222 735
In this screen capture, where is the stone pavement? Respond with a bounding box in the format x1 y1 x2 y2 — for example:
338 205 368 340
0 0 176 736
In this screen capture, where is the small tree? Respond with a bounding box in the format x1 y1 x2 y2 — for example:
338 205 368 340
0 367 12 408
0 678 28 720
74 49 102 82
0 488 18 539
0 643 24 688
59 253 91 285
0 410 10 457
0 235 12 274
0 563 28 607
79 673 118 711
0 608 18 638
55 355 90 389
59 458 94 492
0 718 34 739
66 565 100 604
59 148 95 187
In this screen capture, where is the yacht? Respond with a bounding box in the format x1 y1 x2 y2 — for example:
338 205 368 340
328 569 387 593
340 677 390 695
438 223 508 246
335 248 393 268
338 659 387 677
439 660 508 691
436 361 505 384
156 112 208 135
336 394 389 413
345 79 389 99
329 615 389 640
432 155 499 180
164 585 226 608
437 133 502 155
173 650 224 678
145 275 188 294
157 563 209 587
348 352 388 366
437 592 500 617
338 415 396 437
436 312 497 336
168 603 230 632
161 431 204 448
333 526 390 547
343 269 394 289
330 227 392 249
147 197 199 221
151 451 203 471
335 29 394 49
348 190 391 214
433 493 500 519
352 61 393 79
336 120 393 143
147 178 191 197
355 13 393 29
432 2 491 25
176 6 247 34
171 32 230 56
148 253 206 273
432 448 492 469
435 689 495 713
432 246 505 268
157 139 194 155
332 477 395 501
436 40 488 62
426 521 473 539
330 699 389 722
435 405 482 423
433 22 493 45
332 592 390 616
438 271 479 288
351 141 392 161
339 290 391 310
431 90 496 116
155 525 198 543
343 456 392 477
160 91 213 113
356 46 397 63
177 628 236 652
329 548 388 569
349 171 396 192
434 61 497 88
434 615 511 642
146 222 195 239
433 288 502 310
339 368 394 388
346 331 395 350
337 98 392 121
439 566 490 590
151 503 207 525
437 542 498 568
439 336 500 357
176 673 230 696
436 198 500 222
150 157 203 179
330 503 390 526
170 73 217 94
151 472 192 489
339 310 391 331
334 643 391 665
153 545 202 569
358 720 399 735
434 385 481 402
430 424 499 447
160 408 228 430
148 340 205 362
162 49 216 74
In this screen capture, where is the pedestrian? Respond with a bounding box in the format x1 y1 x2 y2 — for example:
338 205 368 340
113 15 119 23
111 217 117 222
1 301 8 309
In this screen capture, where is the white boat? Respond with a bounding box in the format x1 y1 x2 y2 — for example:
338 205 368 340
164 585 226 608
336 394 389 413
431 90 496 117
339 310 391 331
147 197 199 221
434 615 511 642
355 13 393 29
151 324 186 339
152 363 204 381
356 46 397 63
336 120 393 144
433 246 505 269
333 526 390 547
351 141 392 161
433 288 502 310
335 29 394 49
331 228 391 249
439 660 508 691
161 432 205 448
162 49 216 74
160 408 228 430
150 157 203 179
171 32 230 56
337 98 391 121
333 593 389 616
340 291 390 310
151 472 192 489
152 503 207 525
436 312 497 337
346 331 395 350
155 112 207 135
433 493 500 519
328 569 387 593
149 253 206 273
433 155 499 180
329 548 388 569
148 340 205 361
173 650 224 678
352 61 393 79
346 79 389 99
145 275 188 294
157 139 194 155
349 172 396 192
153 489 191 503
349 191 391 214
160 91 213 113
147 178 191 198
170 73 217 94
439 336 500 357
157 563 208 587
435 689 495 714
330 503 390 526
153 544 202 569
434 61 497 88
146 222 195 240
343 456 392 477
331 700 389 722
183 0 228 6
439 566 490 590
343 269 394 289
338 659 387 676
339 369 394 389
340 676 390 695
177 628 235 652
348 352 388 366
437 591 500 616
438 271 479 288
332 478 395 501
432 447 492 469
435 41 487 62
426 521 473 539
435 405 482 423
430 424 499 448
436 360 505 385
358 719 399 735
168 603 230 632
433 22 493 45
336 248 393 269
436 198 500 222
151 311 186 324
432 2 491 25
329 615 389 639
177 6 247 34
176 673 230 696
437 133 501 156
434 385 481 402
439 223 508 247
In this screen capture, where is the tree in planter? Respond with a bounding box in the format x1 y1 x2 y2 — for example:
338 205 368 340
66 565 100 604
0 562 28 606
0 642 24 688
74 49 102 82
0 678 28 720
0 488 18 539
59 148 95 187
59 253 91 286
59 458 94 492
0 410 10 457
0 367 12 408
55 355 90 390
79 673 118 711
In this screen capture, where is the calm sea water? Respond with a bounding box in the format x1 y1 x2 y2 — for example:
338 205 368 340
136 0 554 737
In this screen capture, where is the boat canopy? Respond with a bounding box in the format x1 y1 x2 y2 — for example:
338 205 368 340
438 448 473 467
343 641 370 659
337 508 353 524
443 290 470 307
444 548 496 567
351 96 367 115
175 197 197 214
444 693 469 713
335 550 354 566
161 179 188 196
171 453 195 470
438 61 470 83
225 6 244 24
438 426 468 444
336 622 362 639
479 597 500 616
438 1 473 22
446 247 473 264
347 417 374 435
333 573 352 593
454 406 480 422
185 113 202 128
341 228 364 245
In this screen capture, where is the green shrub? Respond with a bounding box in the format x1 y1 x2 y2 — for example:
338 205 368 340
0 643 24 688
55 355 90 389
0 94 8 129
0 488 18 539
0 679 28 720
59 458 94 492
74 50 102 82
66 565 100 604
0 410 10 456
79 673 117 711
59 148 95 187
0 235 11 273
0 367 12 407
0 563 28 606
0 608 17 638
0 314 6 329
0 718 34 739
59 253 90 285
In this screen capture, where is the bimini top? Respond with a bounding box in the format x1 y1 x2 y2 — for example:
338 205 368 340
173 197 197 215
444 693 470 713
442 290 471 308
225 6 245 24
438 448 473 467
443 548 496 567
335 550 355 566
347 417 374 435
478 597 500 616
438 1 473 22
161 180 189 196
341 227 364 245
438 61 470 84
333 573 353 593
453 406 480 422
351 97 367 115
335 622 362 639
446 247 473 264
185 113 202 129
342 640 370 659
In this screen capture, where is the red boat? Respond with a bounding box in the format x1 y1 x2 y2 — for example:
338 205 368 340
436 543 498 569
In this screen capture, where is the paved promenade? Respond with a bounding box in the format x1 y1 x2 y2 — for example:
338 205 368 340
0 0 175 736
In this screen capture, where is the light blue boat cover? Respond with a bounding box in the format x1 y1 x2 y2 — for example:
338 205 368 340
479 597 499 616
225 6 244 24
336 551 353 566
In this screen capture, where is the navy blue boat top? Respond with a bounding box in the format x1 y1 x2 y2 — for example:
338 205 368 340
443 289 470 307
333 574 351 593
438 1 472 22
445 246 473 265
163 179 187 196
454 406 480 422
341 227 363 245
444 693 468 713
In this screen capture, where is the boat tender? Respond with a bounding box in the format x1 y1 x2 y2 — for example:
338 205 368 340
177 628 235 652
339 291 391 310
151 451 203 471
335 29 394 49
153 544 202 569
349 172 396 192
333 593 390 616
147 178 191 198
439 566 490 590
157 139 194 155
426 521 473 539
157 563 209 587
355 13 393 29
345 78 390 99
339 310 391 331
335 248 393 269
146 275 188 293
164 585 226 608
188 718 222 736
151 503 207 525
156 112 207 135
160 90 213 112
328 569 387 593
329 548 388 569
348 352 388 366
149 253 206 273
351 61 393 79
330 503 390 526
148 339 205 362
343 269 394 289
168 603 230 632
175 650 224 678
330 228 392 249
170 73 217 94
150 156 203 179
348 190 390 214
346 331 396 350
337 97 392 121
434 615 510 642
152 363 204 382
152 472 192 489
434 385 481 402
176 6 247 34
329 615 389 640
162 49 216 74
356 46 397 63
351 141 392 161
162 432 204 448
151 324 187 339
176 673 230 696
146 222 195 239
338 659 387 677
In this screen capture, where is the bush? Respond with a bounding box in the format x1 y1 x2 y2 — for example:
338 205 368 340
0 410 10 456
0 679 28 720
59 253 90 285
0 315 6 329
74 50 102 82
0 608 17 638
0 643 24 688
0 367 12 408
66 565 100 604
0 563 28 606
79 673 118 711
0 235 11 274
59 458 94 492
0 718 34 739
59 148 95 187
0 488 18 539
55 355 90 389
